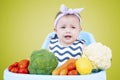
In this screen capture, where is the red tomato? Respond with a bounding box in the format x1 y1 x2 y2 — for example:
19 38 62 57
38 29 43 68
8 65 13 71
8 59 29 74
12 62 19 67
68 70 78 75
10 67 19 73
18 59 29 69
8 62 19 71
18 68 29 74
67 63 76 71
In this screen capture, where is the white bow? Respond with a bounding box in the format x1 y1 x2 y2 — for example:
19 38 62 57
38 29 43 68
60 4 84 14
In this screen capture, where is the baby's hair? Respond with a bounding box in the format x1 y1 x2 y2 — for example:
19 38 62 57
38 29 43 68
54 12 62 19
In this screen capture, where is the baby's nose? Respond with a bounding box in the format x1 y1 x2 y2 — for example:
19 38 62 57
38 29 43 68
65 28 71 33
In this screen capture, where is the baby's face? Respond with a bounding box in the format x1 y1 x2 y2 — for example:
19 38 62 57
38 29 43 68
54 15 82 46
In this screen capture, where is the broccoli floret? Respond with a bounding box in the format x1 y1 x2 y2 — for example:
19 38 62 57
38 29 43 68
28 49 58 75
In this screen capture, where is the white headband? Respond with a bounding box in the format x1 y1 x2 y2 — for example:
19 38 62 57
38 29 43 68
54 4 84 27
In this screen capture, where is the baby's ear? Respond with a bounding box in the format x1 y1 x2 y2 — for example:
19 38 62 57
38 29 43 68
80 26 82 31
54 28 57 32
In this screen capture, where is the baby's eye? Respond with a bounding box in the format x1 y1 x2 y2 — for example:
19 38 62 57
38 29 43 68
61 26 66 29
71 26 76 29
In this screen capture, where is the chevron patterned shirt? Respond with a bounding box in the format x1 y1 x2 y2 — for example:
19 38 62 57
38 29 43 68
48 38 85 67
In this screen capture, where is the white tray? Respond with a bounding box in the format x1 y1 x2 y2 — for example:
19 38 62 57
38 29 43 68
4 68 106 80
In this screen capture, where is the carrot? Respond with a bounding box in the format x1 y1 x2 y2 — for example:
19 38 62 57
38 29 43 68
52 58 76 75
52 69 60 75
59 68 68 75
67 62 76 71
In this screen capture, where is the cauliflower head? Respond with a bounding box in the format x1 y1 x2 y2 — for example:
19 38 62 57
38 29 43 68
83 42 112 70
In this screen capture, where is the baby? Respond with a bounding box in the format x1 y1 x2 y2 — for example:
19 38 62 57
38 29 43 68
48 4 86 66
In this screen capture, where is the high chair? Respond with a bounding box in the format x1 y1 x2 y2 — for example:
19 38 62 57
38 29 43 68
41 31 96 49
4 31 106 80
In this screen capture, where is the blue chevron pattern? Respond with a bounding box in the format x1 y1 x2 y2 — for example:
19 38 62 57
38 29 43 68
50 40 58 44
49 45 66 50
53 50 81 57
57 57 69 62
73 40 85 45
49 38 84 66
68 46 82 51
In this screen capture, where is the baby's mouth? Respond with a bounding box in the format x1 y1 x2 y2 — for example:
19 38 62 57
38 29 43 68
64 35 72 39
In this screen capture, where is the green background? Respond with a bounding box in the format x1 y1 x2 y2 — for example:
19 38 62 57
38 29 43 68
0 0 120 80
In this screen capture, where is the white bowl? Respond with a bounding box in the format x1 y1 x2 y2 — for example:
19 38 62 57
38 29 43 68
4 68 106 80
